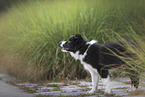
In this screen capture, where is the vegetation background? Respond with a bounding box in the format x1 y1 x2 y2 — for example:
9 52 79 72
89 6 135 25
0 0 144 82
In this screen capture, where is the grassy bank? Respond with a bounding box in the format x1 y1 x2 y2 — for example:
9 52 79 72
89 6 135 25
0 0 144 81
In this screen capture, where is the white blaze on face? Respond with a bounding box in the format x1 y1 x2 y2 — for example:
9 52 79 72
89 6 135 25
60 41 69 52
60 41 66 47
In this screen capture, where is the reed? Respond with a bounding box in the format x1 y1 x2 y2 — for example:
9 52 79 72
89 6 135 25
0 0 144 81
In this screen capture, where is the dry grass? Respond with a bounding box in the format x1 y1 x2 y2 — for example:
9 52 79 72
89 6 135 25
130 89 145 96
0 0 144 81
0 55 48 82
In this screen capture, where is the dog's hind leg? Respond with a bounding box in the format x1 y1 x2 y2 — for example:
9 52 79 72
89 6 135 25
100 70 112 94
130 75 139 87
102 75 112 94
129 75 139 91
128 70 139 92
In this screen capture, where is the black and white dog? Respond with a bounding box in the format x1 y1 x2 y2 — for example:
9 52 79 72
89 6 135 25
60 34 139 94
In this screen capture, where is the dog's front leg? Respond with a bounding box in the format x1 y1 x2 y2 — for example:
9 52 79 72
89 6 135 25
87 71 99 94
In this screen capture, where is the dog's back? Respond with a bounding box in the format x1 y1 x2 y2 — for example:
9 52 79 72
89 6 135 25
99 41 132 68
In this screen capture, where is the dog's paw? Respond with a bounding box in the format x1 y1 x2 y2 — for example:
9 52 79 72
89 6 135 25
127 87 136 92
86 90 96 94
104 89 112 94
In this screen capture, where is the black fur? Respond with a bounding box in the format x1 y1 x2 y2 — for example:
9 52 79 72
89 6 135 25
60 34 139 88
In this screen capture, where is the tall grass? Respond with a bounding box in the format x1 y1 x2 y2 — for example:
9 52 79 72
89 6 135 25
114 30 145 77
0 0 144 81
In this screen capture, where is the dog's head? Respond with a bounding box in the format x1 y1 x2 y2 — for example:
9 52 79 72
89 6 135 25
60 34 87 53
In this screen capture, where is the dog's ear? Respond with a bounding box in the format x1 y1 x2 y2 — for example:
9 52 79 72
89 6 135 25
74 34 82 39
75 34 87 42
75 34 81 38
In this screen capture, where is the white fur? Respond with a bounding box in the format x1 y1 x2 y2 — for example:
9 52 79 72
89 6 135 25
84 63 100 94
87 40 97 45
70 51 80 60
70 41 100 94
69 40 97 60
60 40 111 94
60 41 66 47
60 41 69 52
127 85 136 92
101 75 112 94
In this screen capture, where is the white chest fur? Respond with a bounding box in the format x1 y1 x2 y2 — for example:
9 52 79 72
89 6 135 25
70 51 97 73
69 43 100 94
69 41 97 73
70 40 98 70
68 40 112 94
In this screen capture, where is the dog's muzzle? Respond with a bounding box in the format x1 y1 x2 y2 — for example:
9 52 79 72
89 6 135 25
60 41 69 52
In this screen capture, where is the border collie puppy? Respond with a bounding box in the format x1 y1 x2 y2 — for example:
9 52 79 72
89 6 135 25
60 34 139 94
